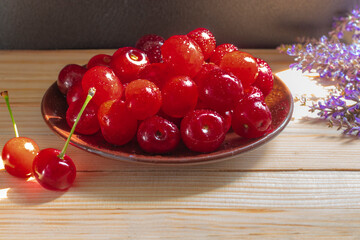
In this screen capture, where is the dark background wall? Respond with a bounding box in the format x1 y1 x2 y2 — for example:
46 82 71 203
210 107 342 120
0 0 357 49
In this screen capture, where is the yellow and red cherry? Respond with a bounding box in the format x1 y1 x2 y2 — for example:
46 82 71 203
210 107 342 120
1 91 40 178
32 88 96 191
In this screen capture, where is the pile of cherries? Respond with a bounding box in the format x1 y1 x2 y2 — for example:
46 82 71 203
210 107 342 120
59 28 274 154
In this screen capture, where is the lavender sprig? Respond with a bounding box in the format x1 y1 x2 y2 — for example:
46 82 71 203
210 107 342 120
278 8 360 136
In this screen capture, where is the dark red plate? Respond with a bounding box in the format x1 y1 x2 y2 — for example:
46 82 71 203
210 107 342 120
41 75 293 165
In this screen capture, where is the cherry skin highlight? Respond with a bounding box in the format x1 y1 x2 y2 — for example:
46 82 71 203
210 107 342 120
2 137 40 178
57 64 87 95
66 82 84 105
137 115 180 153
181 109 226 153
32 148 76 191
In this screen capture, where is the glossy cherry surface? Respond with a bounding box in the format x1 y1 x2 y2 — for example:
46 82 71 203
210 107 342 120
161 35 204 78
253 58 274 97
110 47 150 83
210 43 238 65
98 99 138 146
125 79 162 120
87 54 112 69
181 110 226 153
2 137 39 178
81 66 122 106
138 63 172 89
187 28 216 61
57 64 87 95
135 34 165 63
66 82 84 105
198 68 244 112
161 75 198 118
32 148 76 191
232 99 272 139
137 115 180 153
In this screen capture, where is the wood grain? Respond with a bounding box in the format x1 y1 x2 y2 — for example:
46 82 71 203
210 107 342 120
0 49 359 239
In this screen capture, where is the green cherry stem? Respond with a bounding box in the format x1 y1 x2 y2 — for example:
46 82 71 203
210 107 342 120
1 91 19 138
58 87 96 160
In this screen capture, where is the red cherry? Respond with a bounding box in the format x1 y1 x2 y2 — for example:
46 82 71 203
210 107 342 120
198 68 244 112
244 86 265 102
187 28 216 61
180 109 226 153
87 54 112 69
135 34 165 63
110 47 150 83
193 63 219 86
33 88 96 190
219 51 259 88
138 63 173 89
125 79 162 120
253 58 274 97
57 64 87 95
137 115 180 153
161 35 204 78
210 43 238 66
98 99 138 146
161 75 198 118
232 99 272 139
66 82 84 105
66 97 100 135
33 148 76 191
1 91 40 178
2 137 39 178
82 66 122 106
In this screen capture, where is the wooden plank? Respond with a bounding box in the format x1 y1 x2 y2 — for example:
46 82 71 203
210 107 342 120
0 208 359 239
1 171 360 209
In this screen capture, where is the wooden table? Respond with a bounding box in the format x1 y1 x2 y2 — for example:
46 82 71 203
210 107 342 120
1 49 360 239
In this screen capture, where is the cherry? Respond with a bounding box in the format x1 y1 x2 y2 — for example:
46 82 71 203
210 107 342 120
253 58 274 97
161 75 198 118
193 63 219 86
244 86 265 102
1 91 39 178
66 82 84 105
232 99 272 139
219 51 259 88
138 62 173 89
125 79 162 120
210 43 238 66
33 88 96 190
87 54 112 69
137 115 180 153
161 35 204 78
66 97 100 135
180 109 226 153
82 66 122 106
98 99 138 146
57 64 87 95
187 28 216 61
198 68 244 112
110 47 150 83
135 34 165 63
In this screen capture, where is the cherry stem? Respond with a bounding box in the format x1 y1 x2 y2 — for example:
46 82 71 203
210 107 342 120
58 88 96 159
1 91 19 138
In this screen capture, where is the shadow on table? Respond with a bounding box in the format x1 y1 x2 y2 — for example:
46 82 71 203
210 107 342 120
73 144 269 203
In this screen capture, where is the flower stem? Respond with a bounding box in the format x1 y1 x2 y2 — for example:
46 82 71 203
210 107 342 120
58 88 96 159
1 91 19 137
